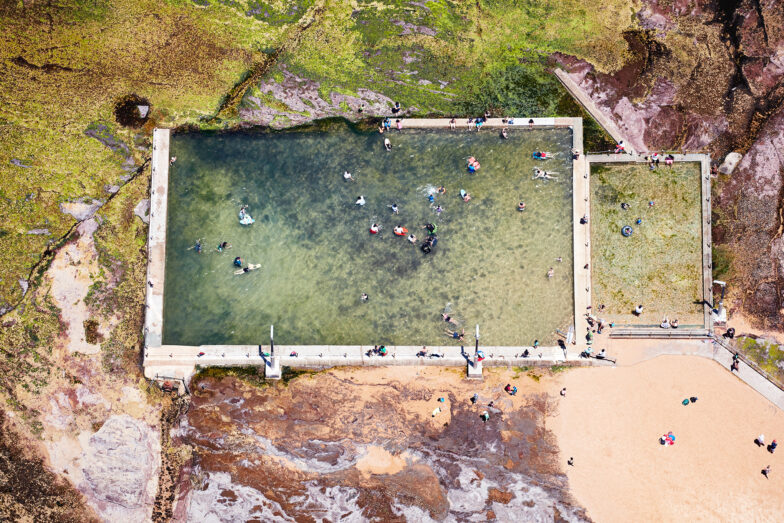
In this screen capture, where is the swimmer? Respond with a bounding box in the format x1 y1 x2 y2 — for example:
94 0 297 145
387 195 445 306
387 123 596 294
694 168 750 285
194 239 202 253
343 171 355 181
460 189 471 202
169 156 177 165
378 124 384 134
361 293 369 302
648 201 655 207
423 223 437 235
437 186 446 194
384 138 391 151
445 328 465 341
501 127 508 139
407 233 416 243
216 241 231 252
533 169 558 180
233 256 242 267
238 205 247 219
435 205 443 215
517 201 526 211
555 257 563 262
636 218 642 225
389 203 399 214
441 313 458 325
355 195 366 206
547 267 554 279
428 193 435 203
369 223 379 234
621 202 630 210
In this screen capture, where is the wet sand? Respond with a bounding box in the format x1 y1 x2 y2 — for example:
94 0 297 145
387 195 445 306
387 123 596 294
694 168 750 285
172 366 588 521
552 355 784 522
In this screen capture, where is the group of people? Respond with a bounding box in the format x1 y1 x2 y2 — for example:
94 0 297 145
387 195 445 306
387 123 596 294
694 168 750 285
645 152 676 170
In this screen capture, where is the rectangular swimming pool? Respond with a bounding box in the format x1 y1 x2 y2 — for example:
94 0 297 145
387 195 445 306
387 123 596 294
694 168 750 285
163 124 574 346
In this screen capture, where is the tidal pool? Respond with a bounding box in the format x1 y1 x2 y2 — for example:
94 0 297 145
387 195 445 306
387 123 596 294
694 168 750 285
163 124 574 346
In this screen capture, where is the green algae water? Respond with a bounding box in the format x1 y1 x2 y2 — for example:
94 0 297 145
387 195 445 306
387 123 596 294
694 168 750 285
163 125 573 346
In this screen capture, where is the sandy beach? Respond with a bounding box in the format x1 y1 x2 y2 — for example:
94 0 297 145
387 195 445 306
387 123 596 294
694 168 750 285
551 354 784 522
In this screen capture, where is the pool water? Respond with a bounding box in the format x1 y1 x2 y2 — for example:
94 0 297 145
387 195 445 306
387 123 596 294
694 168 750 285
163 124 574 346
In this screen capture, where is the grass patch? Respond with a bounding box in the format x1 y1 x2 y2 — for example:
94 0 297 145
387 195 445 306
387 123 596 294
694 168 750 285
192 365 318 388
738 337 784 384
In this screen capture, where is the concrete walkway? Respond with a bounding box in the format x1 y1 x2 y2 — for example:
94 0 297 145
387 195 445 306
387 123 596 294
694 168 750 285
144 129 170 348
554 69 633 154
143 343 604 382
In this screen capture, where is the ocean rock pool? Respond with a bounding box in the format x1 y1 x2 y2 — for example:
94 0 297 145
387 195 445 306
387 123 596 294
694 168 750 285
163 124 574 346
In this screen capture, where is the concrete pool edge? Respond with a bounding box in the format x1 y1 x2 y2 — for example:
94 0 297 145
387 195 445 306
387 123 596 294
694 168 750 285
144 119 584 383
144 128 170 350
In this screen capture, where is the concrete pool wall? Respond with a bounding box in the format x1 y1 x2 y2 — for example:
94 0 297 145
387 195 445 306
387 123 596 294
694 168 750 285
144 118 590 383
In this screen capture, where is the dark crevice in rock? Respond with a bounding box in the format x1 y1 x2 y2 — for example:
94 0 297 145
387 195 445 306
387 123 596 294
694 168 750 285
0 157 150 320
210 0 327 122
152 396 191 522
10 55 75 73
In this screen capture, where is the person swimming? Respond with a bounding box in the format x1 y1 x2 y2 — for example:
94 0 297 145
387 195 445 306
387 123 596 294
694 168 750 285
356 195 366 206
424 223 438 235
407 233 416 243
233 256 242 267
216 241 230 252
501 127 508 139
517 201 526 211
442 313 458 325
428 193 435 203
547 267 554 279
421 235 437 253
533 168 558 180
194 239 202 253
467 156 480 172
369 223 379 234
343 171 354 181
435 205 443 215
384 138 392 151
445 328 465 340
389 203 399 214
621 202 630 210
460 189 471 202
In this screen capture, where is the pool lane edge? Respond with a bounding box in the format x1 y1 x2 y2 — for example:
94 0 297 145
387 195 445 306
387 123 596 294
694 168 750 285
144 128 170 379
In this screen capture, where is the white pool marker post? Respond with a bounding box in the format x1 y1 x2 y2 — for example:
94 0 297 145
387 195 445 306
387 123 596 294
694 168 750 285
266 324 281 379
467 324 483 380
